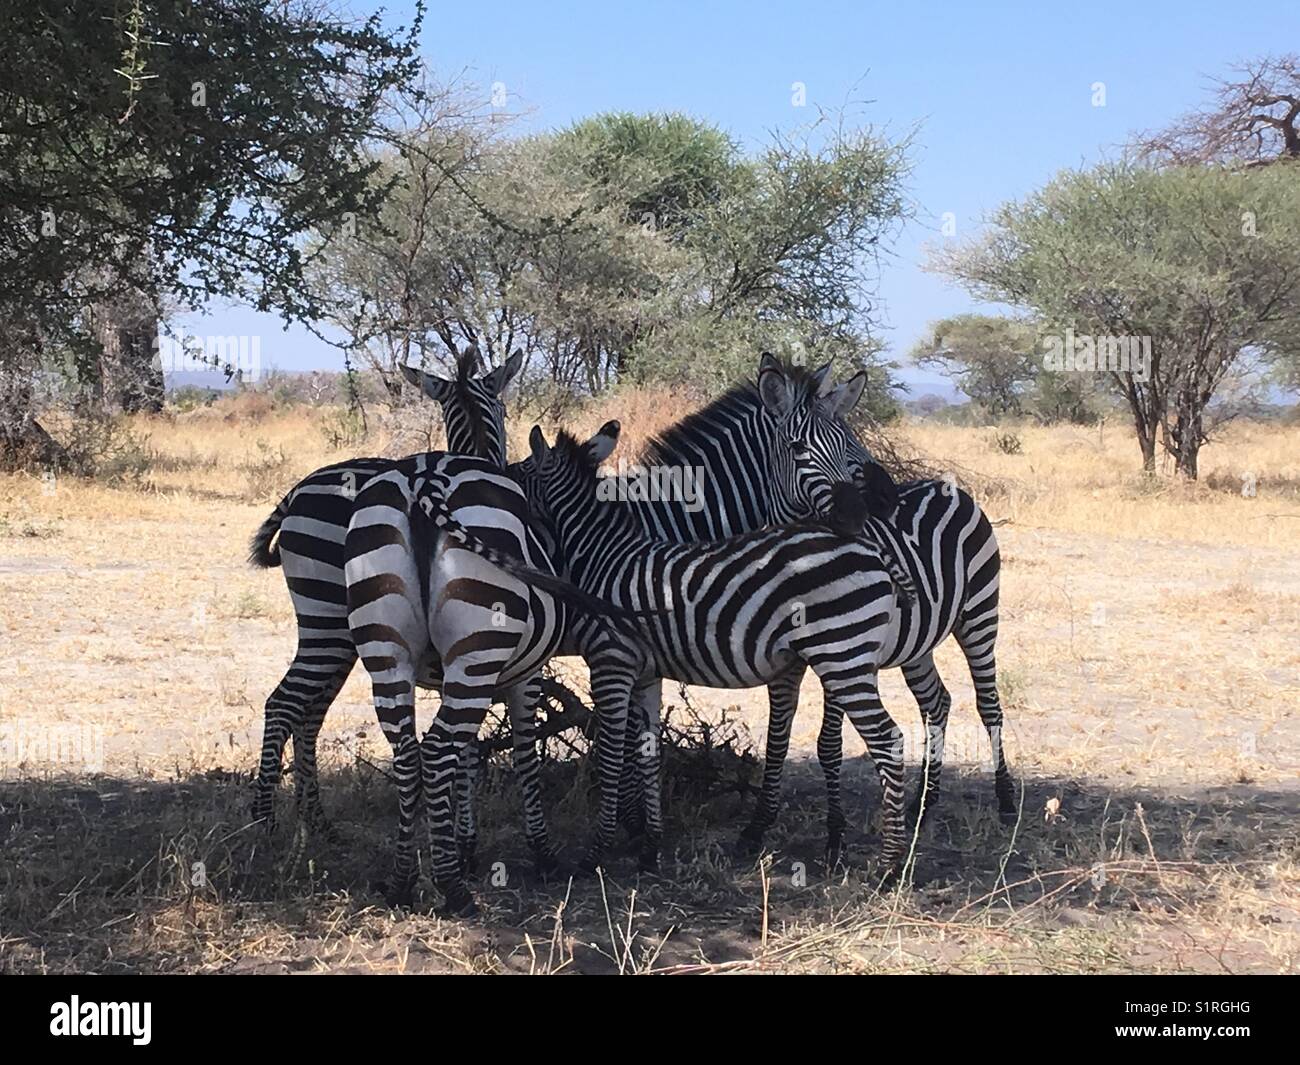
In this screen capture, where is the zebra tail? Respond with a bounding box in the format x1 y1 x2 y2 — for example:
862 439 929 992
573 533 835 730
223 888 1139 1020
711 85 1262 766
248 492 291 568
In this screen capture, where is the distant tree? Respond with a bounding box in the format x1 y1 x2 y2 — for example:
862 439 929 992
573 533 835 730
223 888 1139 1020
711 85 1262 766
931 161 1300 477
908 393 950 417
0 0 421 467
1137 55 1300 166
910 315 1039 418
313 106 912 407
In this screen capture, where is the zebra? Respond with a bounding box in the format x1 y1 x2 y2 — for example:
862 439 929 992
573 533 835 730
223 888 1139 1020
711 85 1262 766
501 354 1013 863
247 346 522 836
742 475 1015 863
336 356 883 911
491 424 914 881
339 441 662 914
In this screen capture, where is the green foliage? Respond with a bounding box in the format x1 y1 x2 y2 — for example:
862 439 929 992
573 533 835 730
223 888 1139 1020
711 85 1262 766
0 0 422 330
911 313 1103 424
911 314 1039 418
315 105 912 409
931 160 1300 475
0 0 422 468
554 112 741 231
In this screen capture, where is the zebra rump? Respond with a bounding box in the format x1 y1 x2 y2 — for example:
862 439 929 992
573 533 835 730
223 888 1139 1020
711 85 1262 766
411 484 659 625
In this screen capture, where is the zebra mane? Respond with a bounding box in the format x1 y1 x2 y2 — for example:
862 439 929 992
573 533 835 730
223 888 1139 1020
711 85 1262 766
449 345 493 459
637 361 827 468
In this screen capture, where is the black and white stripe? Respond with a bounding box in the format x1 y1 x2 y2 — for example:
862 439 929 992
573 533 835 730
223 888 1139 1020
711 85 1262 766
746 477 1015 862
500 426 913 879
248 347 521 835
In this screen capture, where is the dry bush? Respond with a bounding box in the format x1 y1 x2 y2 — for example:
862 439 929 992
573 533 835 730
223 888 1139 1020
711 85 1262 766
237 440 293 503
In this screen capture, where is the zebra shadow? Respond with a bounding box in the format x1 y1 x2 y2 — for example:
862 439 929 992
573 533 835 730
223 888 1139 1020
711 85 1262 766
0 759 1294 973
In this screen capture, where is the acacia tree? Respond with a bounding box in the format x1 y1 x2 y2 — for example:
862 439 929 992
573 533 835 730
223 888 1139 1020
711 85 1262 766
910 315 1039 418
0 0 421 467
1137 54 1300 166
312 108 912 411
931 161 1300 477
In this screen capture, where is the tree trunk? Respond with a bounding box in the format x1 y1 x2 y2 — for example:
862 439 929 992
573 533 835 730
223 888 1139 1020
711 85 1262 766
88 287 162 415
1166 387 1204 480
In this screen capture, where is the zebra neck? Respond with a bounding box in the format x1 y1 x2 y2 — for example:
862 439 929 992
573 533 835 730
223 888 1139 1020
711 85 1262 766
630 395 783 540
551 491 646 590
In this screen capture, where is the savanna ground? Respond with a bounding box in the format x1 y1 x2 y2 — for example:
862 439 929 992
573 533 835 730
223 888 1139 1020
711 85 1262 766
1 392 1297 973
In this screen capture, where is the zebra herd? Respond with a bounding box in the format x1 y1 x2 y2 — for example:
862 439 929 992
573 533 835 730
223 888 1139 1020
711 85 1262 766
248 348 1014 916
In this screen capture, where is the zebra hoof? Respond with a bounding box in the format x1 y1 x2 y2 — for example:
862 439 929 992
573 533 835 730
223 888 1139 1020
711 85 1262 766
736 826 766 858
378 878 415 910
997 806 1019 827
875 863 902 893
457 843 480 878
437 882 479 919
637 846 660 876
573 854 604 880
532 850 571 881
824 829 845 871
905 797 936 831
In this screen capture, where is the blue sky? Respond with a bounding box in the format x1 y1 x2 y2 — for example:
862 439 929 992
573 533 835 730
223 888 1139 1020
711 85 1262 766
186 0 1299 396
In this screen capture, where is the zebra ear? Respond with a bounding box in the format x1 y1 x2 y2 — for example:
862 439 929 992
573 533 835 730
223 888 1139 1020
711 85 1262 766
584 420 620 464
812 360 835 395
528 424 550 463
484 349 524 396
758 360 793 417
400 363 453 402
820 371 867 418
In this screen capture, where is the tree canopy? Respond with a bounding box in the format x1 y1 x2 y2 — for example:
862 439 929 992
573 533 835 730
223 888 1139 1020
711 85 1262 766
0 0 422 465
930 160 1300 476
309 106 912 413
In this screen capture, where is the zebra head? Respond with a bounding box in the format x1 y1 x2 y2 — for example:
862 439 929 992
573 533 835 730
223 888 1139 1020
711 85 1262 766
399 345 524 468
519 422 620 532
756 353 868 521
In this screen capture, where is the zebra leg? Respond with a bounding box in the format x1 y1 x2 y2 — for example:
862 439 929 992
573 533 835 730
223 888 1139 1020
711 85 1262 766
817 672 906 885
506 676 562 877
616 703 647 842
581 648 638 874
455 740 480 876
630 680 663 874
816 704 847 868
900 654 952 829
254 645 355 829
421 682 493 918
954 609 1016 823
740 664 806 852
290 664 353 841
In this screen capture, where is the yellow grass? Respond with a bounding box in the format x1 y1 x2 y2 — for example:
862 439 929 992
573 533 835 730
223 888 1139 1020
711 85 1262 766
0 395 1297 973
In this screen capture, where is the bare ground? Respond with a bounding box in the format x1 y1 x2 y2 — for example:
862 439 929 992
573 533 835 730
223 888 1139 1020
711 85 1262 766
0 414 1297 973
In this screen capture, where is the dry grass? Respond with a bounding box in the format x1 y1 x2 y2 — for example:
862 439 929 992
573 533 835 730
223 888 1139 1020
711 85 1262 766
0 395 1297 973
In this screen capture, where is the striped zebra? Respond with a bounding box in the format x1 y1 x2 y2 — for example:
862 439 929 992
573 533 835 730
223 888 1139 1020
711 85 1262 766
338 445 641 914
248 346 522 836
336 356 882 910
502 355 1013 863
495 425 914 880
744 475 1015 862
